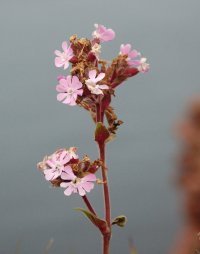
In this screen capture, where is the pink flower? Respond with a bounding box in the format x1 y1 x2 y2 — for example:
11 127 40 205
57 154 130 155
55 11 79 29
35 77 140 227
92 24 115 42
54 41 74 69
120 44 141 67
56 75 83 106
44 150 70 181
85 70 109 95
60 166 96 196
137 58 150 73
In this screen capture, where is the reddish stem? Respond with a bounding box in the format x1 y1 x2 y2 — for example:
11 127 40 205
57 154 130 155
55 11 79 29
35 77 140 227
82 195 96 216
103 234 111 254
99 143 111 227
96 99 111 254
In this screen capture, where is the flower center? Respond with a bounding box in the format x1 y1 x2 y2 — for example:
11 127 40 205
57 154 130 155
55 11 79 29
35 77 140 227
72 177 81 185
55 163 62 171
61 52 68 61
67 88 74 95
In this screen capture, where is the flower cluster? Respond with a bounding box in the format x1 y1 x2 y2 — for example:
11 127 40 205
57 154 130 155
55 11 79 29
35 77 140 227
54 23 149 111
38 148 101 196
38 24 149 199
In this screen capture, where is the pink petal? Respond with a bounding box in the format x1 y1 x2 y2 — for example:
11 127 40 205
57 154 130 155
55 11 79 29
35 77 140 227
62 41 68 52
95 72 105 82
55 57 64 67
82 182 94 192
66 75 72 87
44 169 54 181
62 155 70 164
129 50 140 58
60 182 70 188
72 93 78 100
57 93 67 102
128 60 141 66
72 76 83 89
76 89 83 96
59 150 67 161
83 174 96 182
101 29 115 42
120 44 131 55
61 166 76 180
77 185 86 196
61 173 73 181
62 95 74 105
68 98 77 106
58 78 66 86
56 84 66 92
97 24 106 33
46 160 55 168
89 69 97 80
64 185 75 196
57 75 66 81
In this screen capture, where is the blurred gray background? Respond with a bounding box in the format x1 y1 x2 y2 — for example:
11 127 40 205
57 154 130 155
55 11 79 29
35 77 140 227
0 0 200 253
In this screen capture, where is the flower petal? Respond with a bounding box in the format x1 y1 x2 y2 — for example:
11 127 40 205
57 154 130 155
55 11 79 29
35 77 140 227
95 72 105 82
83 174 97 182
56 84 66 92
62 41 68 52
57 93 67 102
64 185 74 196
77 185 86 196
89 70 97 80
61 166 76 180
82 182 94 192
55 57 64 67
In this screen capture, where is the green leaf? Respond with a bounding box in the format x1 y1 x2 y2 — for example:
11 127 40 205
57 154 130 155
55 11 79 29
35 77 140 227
75 208 109 234
95 122 110 144
112 215 127 227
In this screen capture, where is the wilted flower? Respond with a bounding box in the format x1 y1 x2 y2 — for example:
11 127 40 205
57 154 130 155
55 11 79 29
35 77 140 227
60 166 96 196
56 75 83 106
54 41 74 69
92 24 115 42
85 70 109 95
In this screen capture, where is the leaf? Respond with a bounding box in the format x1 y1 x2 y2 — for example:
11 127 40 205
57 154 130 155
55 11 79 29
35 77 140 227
95 122 110 144
112 215 127 227
75 208 109 234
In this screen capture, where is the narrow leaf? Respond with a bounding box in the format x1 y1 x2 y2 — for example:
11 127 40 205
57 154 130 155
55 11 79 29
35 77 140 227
75 208 109 234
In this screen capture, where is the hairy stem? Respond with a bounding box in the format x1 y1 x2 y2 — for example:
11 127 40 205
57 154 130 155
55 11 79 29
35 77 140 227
82 195 97 216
